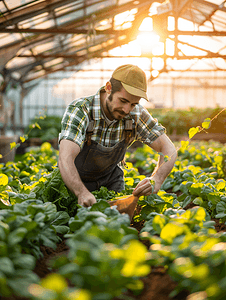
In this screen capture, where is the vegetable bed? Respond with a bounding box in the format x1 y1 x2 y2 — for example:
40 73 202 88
1 140 226 300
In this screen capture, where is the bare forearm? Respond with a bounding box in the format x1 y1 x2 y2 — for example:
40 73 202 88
58 155 87 197
152 144 177 182
133 134 177 196
58 139 96 207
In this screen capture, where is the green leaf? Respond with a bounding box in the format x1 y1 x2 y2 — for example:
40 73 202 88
215 213 226 219
19 136 25 143
69 219 85 231
188 127 200 139
52 225 69 234
22 221 37 232
34 212 46 224
164 155 169 162
0 224 8 240
189 183 203 196
216 201 226 214
10 142 20 150
51 211 70 226
8 274 39 297
90 200 110 213
207 193 221 205
140 205 155 220
0 257 14 275
39 234 57 249
202 118 211 129
35 122 41 130
8 227 28 246
216 180 226 191
180 140 189 151
182 195 192 208
0 241 7 256
10 142 17 149
152 215 167 234
12 254 36 269
193 197 203 206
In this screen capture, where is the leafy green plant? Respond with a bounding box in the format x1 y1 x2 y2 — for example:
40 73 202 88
141 206 226 299
2 139 226 299
25 115 62 141
50 225 149 300
29 274 91 300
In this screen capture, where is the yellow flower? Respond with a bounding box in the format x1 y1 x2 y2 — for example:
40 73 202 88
68 289 91 300
41 142 52 152
41 273 67 293
124 240 147 262
0 174 8 186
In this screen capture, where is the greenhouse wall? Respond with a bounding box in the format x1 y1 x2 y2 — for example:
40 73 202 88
5 68 225 136
149 71 226 108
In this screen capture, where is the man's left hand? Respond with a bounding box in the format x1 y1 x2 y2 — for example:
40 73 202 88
132 177 156 197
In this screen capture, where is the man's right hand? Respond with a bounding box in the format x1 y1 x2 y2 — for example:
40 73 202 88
58 140 97 208
77 191 97 207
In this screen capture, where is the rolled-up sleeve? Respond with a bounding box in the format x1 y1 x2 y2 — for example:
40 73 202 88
58 102 89 148
135 106 165 145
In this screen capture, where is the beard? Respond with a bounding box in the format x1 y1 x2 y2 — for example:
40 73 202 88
106 99 127 120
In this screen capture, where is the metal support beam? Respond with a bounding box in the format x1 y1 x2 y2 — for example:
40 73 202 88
0 28 127 35
17 53 226 60
1 28 226 36
169 30 226 36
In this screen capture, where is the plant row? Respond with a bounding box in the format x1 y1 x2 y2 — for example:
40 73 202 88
1 141 226 299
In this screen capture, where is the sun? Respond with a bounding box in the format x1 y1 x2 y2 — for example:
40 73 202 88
136 17 161 54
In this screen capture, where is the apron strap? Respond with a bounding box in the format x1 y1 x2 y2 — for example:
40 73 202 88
86 119 94 146
121 119 135 168
125 119 133 144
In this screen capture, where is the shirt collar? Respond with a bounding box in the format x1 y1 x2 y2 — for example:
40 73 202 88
92 86 104 120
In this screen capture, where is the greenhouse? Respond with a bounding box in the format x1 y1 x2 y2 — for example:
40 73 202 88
1 0 226 299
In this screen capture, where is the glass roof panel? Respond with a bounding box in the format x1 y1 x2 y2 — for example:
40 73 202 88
6 56 35 69
209 10 226 30
44 58 64 68
34 19 56 30
56 11 84 25
208 0 224 4
19 12 50 28
55 0 84 15
86 1 116 14
1 0 226 91
31 40 58 54
0 33 22 47
1 0 43 12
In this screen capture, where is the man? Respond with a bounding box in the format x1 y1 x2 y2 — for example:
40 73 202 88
58 64 177 207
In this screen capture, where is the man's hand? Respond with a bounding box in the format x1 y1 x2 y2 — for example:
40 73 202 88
133 133 177 197
78 191 97 207
133 177 155 197
132 176 163 197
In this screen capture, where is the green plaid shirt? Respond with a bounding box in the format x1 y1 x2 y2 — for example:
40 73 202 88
59 87 165 148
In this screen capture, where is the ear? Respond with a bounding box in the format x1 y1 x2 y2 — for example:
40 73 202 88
105 81 112 94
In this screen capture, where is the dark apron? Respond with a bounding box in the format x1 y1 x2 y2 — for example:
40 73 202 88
74 118 134 193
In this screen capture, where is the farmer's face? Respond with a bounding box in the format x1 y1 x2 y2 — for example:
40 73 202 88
104 83 140 120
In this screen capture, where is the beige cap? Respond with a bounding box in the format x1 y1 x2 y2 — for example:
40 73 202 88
112 64 148 101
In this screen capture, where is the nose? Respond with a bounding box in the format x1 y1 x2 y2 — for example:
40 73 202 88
122 103 131 115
